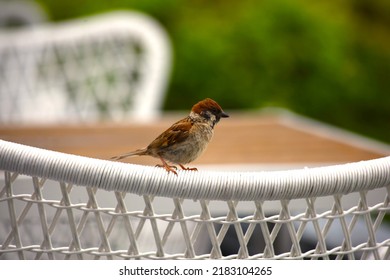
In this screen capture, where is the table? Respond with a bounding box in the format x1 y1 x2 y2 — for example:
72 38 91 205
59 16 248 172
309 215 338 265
0 112 387 170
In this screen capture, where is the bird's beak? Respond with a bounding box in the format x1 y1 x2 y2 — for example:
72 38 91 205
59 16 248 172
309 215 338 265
220 111 229 118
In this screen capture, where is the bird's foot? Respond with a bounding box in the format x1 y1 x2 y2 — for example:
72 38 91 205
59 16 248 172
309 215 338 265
157 157 178 176
156 164 177 170
179 164 198 171
156 164 178 175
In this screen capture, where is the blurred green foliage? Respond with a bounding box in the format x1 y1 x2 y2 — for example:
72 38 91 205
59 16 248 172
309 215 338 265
37 0 390 142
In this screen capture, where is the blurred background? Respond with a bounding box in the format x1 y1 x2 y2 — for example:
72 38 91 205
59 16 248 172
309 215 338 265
1 0 389 259
1 0 389 143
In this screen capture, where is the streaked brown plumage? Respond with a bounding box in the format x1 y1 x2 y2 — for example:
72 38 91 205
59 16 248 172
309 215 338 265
111 98 229 175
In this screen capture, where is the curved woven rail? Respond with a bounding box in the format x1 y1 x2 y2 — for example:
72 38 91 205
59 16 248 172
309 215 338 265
1 140 390 200
1 139 390 260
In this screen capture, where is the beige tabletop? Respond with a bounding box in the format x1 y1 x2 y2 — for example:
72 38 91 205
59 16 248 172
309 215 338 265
0 112 387 170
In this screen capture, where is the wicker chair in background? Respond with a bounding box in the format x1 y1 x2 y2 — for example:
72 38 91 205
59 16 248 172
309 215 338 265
0 11 171 124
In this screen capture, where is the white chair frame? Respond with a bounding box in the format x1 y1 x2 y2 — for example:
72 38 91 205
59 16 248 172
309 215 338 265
0 11 171 124
1 140 389 259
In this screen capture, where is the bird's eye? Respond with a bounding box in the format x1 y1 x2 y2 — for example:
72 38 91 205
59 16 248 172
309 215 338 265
211 108 220 115
201 111 211 120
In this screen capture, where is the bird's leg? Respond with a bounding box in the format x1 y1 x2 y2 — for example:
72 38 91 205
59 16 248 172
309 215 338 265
157 156 178 175
179 164 198 171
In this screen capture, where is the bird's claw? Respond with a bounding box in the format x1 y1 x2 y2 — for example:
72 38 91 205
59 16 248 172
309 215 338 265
155 164 177 170
179 164 198 171
156 163 178 176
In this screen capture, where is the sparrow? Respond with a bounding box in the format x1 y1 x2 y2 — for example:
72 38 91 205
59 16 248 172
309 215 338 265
111 98 229 175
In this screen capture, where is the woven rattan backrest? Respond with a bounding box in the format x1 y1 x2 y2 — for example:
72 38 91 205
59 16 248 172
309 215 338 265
0 11 171 124
1 140 389 259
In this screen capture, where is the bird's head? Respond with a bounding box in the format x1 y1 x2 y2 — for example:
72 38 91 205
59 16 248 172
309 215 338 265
191 98 229 127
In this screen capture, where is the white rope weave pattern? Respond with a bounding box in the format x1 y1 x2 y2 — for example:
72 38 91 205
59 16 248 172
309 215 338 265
1 140 390 259
0 11 171 124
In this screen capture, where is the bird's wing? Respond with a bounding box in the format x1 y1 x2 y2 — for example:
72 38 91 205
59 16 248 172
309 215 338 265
147 117 194 151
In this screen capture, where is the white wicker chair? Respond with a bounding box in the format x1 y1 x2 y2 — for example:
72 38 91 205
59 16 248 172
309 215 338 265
0 11 171 124
1 140 389 260
0 0 47 27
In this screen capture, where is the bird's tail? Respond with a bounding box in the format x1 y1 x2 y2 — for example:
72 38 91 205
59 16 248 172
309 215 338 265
110 148 148 161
